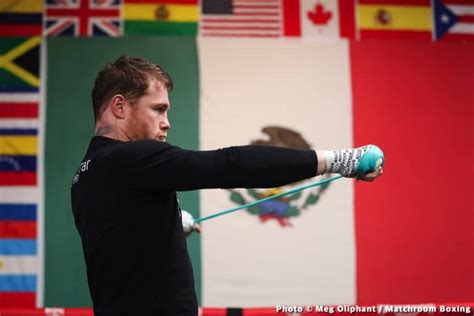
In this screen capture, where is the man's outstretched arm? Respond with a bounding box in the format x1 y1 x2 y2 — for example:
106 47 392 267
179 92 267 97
117 141 383 191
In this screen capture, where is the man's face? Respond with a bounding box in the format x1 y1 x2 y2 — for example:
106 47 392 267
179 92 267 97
125 79 171 142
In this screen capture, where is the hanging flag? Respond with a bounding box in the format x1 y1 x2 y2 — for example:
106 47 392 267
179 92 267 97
124 0 198 35
0 203 37 308
0 93 39 119
200 0 355 39
199 38 356 305
357 0 432 40
433 0 474 41
0 35 41 308
200 0 282 37
350 40 473 304
45 0 122 37
43 36 201 307
283 0 356 39
0 37 41 93
0 128 37 186
0 0 43 36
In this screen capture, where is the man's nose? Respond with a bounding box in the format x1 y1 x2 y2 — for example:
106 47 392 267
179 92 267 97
160 116 171 130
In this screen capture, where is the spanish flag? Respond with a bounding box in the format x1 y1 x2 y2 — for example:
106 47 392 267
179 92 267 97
124 0 198 35
357 0 432 40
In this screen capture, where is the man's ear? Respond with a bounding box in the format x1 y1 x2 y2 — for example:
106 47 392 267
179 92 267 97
109 94 127 119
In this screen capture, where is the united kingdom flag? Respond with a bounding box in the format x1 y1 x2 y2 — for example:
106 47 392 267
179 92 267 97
45 0 122 37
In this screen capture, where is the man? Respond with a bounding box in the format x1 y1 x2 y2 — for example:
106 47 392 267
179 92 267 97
71 55 383 315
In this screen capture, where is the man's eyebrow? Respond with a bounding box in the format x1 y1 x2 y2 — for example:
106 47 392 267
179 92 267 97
153 103 170 109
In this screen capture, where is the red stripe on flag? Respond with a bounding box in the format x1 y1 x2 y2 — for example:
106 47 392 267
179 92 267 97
0 293 36 308
234 12 279 16
201 19 279 24
439 32 474 40
49 20 75 37
199 308 227 316
46 8 119 17
360 30 432 40
234 5 279 9
282 0 301 36
339 0 355 39
63 309 94 316
123 0 197 3
0 172 37 186
351 41 474 303
0 25 42 37
459 15 474 23
0 221 36 238
0 103 38 119
243 308 278 315
80 0 89 36
358 0 431 5
202 26 280 31
442 0 474 4
201 33 279 38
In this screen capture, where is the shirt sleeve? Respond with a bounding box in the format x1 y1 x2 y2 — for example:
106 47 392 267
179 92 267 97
111 140 318 191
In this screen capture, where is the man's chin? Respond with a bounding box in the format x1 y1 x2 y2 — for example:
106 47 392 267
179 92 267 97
157 136 167 142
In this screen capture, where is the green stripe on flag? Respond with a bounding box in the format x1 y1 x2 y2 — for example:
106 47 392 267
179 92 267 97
125 21 197 35
0 68 28 86
45 36 201 306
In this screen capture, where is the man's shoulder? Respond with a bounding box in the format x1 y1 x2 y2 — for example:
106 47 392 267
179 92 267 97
113 139 175 155
89 136 172 155
100 138 183 168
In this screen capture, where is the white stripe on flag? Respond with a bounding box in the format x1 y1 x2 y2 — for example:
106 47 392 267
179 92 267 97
0 256 38 275
449 5 474 16
451 22 474 33
0 94 40 102
0 189 40 203
0 120 40 128
199 38 355 306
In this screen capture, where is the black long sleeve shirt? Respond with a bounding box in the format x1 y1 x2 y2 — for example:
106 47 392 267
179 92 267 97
71 136 317 316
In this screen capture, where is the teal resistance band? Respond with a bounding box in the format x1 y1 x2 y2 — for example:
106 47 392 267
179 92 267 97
195 144 385 224
194 175 343 224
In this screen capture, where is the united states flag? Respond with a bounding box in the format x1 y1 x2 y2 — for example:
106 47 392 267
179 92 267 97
200 0 282 37
45 0 122 37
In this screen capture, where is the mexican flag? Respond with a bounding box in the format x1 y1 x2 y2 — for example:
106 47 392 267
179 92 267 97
1 36 472 308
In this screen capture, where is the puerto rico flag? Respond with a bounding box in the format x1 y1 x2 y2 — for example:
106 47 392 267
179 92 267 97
433 0 474 40
45 0 122 37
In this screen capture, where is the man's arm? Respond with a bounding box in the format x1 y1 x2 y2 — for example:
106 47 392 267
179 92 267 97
115 142 317 191
115 141 383 192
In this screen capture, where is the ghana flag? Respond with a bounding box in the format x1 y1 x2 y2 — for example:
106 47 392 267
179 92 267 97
31 37 474 307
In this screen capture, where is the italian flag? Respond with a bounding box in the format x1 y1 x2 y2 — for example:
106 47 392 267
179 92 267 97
33 37 474 307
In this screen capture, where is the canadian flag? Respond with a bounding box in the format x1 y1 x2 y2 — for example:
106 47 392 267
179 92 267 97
283 0 356 39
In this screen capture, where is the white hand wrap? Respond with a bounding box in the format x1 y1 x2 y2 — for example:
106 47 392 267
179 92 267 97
181 210 196 234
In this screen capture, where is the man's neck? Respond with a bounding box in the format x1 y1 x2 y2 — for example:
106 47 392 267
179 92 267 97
95 125 114 136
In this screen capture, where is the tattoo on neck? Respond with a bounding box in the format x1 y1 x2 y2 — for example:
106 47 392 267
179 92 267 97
95 125 113 136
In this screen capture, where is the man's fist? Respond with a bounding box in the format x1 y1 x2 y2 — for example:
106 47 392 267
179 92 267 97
182 210 201 237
